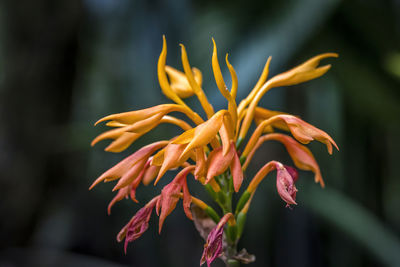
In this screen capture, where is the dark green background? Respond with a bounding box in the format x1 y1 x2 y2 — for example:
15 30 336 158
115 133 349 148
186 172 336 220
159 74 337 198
1 0 400 266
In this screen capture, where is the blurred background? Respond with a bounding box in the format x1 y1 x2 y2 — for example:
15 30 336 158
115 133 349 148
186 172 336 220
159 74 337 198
1 0 400 266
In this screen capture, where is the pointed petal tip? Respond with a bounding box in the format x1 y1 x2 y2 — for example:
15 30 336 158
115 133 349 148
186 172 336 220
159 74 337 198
89 177 104 190
332 140 339 151
154 166 168 185
327 52 339 58
94 119 104 126
90 139 98 147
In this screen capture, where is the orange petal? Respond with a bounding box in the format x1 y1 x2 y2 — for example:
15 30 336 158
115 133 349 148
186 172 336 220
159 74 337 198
142 164 161 186
268 53 338 88
206 143 235 183
155 143 188 185
182 176 193 220
276 115 338 154
194 147 207 180
91 126 127 147
89 141 168 189
230 147 243 192
107 186 129 215
247 161 280 193
158 165 195 232
179 110 225 161
243 114 338 157
171 128 195 144
95 104 174 126
239 54 337 142
125 113 164 133
157 36 187 106
244 133 324 187
219 123 232 156
112 158 148 191
268 133 324 187
105 132 141 153
165 65 195 98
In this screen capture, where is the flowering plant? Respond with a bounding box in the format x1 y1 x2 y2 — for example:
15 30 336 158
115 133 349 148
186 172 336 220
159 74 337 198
90 36 338 267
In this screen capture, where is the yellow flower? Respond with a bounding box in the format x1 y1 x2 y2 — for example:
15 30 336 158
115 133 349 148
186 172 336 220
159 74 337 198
90 36 339 259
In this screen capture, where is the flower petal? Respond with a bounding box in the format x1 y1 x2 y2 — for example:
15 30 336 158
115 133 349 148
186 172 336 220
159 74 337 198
158 166 195 232
155 143 188 185
107 186 129 215
200 213 234 267
142 164 160 186
117 196 159 253
194 147 207 180
89 141 168 189
112 158 147 191
276 165 298 207
206 143 235 183
230 147 243 192
243 114 338 157
266 133 324 186
268 53 338 87
165 65 196 98
179 110 225 161
105 132 141 153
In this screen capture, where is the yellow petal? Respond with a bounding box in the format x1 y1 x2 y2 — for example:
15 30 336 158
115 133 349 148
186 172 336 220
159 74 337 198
157 36 187 106
105 132 141 153
239 53 337 141
225 54 238 99
125 113 164 134
171 128 195 144
268 53 338 87
179 110 226 161
180 44 215 118
165 65 195 98
151 149 165 166
237 56 271 117
211 39 238 126
95 104 203 127
160 115 192 131
91 126 127 147
155 143 188 184
105 121 127 127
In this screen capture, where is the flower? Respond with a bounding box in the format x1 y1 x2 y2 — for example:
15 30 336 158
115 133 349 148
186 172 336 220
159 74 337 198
243 133 325 186
247 161 298 207
156 165 194 232
90 35 338 261
117 196 159 253
200 213 235 267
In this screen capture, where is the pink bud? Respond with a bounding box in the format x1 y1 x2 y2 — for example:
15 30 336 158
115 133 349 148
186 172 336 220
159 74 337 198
200 213 233 267
276 165 298 207
117 196 159 253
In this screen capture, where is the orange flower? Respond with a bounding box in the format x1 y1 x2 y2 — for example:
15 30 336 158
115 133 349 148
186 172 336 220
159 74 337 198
90 36 338 259
243 114 338 158
206 142 243 192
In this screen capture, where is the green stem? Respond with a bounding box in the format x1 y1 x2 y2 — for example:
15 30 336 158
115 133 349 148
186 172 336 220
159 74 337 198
227 259 240 267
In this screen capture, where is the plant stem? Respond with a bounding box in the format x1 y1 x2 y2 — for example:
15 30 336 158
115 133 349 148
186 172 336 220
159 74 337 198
227 259 240 267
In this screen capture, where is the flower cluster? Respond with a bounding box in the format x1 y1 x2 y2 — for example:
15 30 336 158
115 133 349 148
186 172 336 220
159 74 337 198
90 36 338 266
